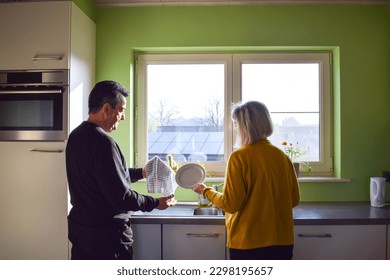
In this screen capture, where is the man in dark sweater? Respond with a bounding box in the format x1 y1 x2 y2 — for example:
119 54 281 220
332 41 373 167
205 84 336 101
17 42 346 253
66 80 174 260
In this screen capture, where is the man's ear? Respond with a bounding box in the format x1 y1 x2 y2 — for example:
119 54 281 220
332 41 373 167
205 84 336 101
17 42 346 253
102 103 111 114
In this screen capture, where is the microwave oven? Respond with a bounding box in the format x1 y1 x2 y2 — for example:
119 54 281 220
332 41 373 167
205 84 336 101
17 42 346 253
0 70 69 141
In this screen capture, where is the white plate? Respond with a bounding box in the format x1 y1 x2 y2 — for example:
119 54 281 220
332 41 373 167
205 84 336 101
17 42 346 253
175 163 206 189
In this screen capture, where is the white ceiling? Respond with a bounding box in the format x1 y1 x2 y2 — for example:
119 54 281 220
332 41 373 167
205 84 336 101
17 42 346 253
94 0 390 7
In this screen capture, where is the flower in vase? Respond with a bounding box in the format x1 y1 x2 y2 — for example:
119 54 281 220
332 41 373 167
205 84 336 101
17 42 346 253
281 141 303 162
281 141 312 174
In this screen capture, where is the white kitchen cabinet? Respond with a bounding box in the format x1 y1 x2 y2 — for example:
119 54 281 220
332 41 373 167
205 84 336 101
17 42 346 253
0 142 68 259
293 225 386 260
0 1 94 260
0 1 96 80
162 224 226 260
0 2 70 70
132 224 162 260
0 1 95 130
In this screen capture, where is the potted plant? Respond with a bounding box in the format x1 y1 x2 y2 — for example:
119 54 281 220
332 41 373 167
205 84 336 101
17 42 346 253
281 141 312 176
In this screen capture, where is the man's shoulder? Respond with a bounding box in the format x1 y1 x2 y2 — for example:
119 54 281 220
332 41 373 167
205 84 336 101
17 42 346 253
71 121 123 146
70 121 101 136
69 122 112 146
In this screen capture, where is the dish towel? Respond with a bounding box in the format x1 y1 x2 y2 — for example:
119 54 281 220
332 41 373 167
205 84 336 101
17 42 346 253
145 156 178 196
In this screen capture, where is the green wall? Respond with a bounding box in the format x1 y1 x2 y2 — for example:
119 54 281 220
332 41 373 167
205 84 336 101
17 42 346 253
72 0 96 21
94 4 390 202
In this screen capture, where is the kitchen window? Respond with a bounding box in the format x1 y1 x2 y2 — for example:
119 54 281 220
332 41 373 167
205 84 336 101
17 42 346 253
135 52 332 177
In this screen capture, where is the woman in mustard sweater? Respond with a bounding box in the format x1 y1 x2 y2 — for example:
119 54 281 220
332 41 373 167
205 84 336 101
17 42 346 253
193 101 300 260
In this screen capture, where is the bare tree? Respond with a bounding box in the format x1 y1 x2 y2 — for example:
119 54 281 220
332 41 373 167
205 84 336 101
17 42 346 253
149 98 178 126
196 98 223 128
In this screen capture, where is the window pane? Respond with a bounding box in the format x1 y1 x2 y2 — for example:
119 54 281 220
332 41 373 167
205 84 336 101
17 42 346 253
147 64 225 163
242 63 320 162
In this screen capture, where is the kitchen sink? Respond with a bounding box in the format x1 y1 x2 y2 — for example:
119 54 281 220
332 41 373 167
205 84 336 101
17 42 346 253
193 207 223 216
132 203 225 217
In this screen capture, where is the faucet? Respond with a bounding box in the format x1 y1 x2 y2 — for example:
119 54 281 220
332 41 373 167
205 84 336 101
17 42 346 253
209 183 224 207
212 183 223 191
198 183 223 208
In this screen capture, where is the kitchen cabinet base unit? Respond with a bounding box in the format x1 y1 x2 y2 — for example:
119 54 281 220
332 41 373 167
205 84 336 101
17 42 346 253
0 142 68 259
293 225 386 260
163 224 226 260
132 224 162 260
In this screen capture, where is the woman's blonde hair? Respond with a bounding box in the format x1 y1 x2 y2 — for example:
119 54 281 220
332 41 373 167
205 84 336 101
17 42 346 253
231 101 273 145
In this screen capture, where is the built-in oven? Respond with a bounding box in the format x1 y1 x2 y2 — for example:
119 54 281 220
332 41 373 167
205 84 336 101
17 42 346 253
0 69 69 141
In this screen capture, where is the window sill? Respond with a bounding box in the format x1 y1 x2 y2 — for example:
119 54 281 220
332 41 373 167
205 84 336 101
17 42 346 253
205 177 351 184
298 177 351 183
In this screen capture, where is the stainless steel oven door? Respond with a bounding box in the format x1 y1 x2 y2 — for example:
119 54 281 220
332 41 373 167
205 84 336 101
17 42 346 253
0 86 68 141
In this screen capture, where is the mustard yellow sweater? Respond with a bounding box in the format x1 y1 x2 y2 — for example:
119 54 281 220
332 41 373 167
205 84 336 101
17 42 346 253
203 139 300 249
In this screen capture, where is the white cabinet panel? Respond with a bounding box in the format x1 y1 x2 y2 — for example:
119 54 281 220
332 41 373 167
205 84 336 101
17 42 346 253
0 2 70 70
132 224 162 260
163 224 226 260
294 225 386 260
0 142 68 259
69 2 96 132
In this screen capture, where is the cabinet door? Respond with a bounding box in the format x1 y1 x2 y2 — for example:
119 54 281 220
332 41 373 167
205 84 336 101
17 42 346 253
132 224 162 260
0 142 68 259
163 224 226 260
294 225 386 260
0 2 70 70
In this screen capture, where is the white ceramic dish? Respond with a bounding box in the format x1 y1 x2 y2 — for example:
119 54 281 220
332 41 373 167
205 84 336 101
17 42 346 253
175 163 206 189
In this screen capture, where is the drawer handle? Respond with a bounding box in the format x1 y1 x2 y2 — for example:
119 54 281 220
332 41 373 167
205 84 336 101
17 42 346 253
298 233 332 238
0 90 62 94
186 233 220 238
30 149 64 153
31 55 64 61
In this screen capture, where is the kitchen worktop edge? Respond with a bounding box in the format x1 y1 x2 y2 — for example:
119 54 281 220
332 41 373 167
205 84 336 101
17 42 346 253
131 202 390 226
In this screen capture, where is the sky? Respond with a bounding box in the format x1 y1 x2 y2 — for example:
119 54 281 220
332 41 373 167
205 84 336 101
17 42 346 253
147 63 319 126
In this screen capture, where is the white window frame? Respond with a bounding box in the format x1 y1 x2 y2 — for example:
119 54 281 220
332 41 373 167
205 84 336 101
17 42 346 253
233 52 333 176
135 52 333 177
135 54 233 176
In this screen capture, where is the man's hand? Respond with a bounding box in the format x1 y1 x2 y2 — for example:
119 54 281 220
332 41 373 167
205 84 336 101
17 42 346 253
156 194 176 210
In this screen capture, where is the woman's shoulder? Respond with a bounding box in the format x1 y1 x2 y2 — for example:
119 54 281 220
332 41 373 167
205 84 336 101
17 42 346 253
232 140 286 159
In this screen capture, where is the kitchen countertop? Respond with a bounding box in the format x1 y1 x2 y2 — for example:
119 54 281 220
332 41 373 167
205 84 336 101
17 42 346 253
293 202 390 225
131 202 390 226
